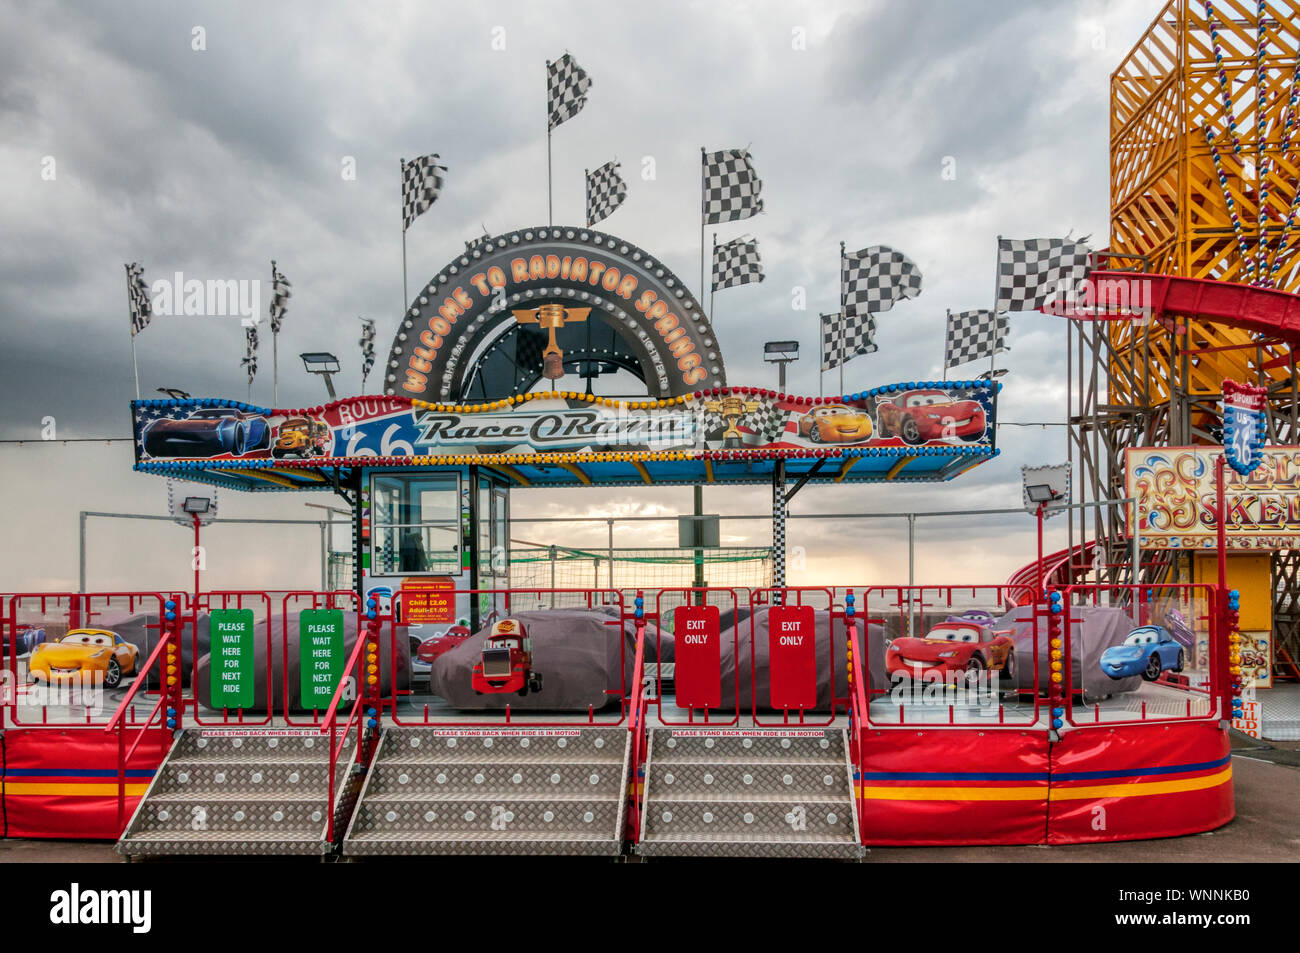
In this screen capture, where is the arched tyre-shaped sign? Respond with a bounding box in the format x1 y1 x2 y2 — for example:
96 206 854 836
386 226 728 401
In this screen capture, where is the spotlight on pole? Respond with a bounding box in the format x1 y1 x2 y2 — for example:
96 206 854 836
979 368 1010 380
763 340 799 391
300 352 341 400
156 387 191 399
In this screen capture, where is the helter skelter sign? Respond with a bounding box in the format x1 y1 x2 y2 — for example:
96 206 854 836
386 227 728 401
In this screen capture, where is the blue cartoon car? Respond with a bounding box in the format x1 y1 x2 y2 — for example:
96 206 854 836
1100 625 1185 681
142 407 270 458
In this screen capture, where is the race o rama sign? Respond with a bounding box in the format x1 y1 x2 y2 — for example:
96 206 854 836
386 227 727 401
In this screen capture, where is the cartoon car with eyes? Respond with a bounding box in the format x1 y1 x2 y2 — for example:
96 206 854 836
875 389 987 445
797 404 873 444
272 416 331 458
885 621 1016 679
27 629 140 688
471 619 542 696
141 407 270 458
1100 625 1184 681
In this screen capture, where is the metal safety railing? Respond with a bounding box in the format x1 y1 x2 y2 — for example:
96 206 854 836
1057 582 1223 729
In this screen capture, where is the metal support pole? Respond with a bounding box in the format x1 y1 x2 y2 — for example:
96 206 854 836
79 510 87 594
549 544 557 608
693 485 705 603
772 460 787 596
607 519 615 597
320 521 328 592
907 512 916 637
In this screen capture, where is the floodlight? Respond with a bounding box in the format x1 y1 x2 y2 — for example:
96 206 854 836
1025 484 1058 504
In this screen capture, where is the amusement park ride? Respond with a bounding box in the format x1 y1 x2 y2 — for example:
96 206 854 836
0 0 1297 859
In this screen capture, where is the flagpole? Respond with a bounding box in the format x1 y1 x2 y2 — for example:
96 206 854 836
270 259 279 406
546 61 553 227
943 309 950 382
400 159 409 314
709 232 717 321
700 148 707 308
838 241 846 397
991 236 1002 380
584 168 589 227
125 264 140 400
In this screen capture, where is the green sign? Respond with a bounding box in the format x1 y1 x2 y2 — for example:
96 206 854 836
209 608 255 710
299 608 345 709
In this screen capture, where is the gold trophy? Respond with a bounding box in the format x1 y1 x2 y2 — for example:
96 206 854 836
511 303 591 381
703 394 762 449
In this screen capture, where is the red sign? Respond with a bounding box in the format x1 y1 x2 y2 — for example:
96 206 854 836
768 605 816 710
673 605 721 709
400 577 456 624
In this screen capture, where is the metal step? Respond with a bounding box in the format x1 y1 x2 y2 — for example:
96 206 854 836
342 726 630 857
116 728 357 858
648 730 847 763
636 728 862 860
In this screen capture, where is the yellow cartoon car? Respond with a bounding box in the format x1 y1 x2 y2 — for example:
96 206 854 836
28 629 140 688
798 404 873 444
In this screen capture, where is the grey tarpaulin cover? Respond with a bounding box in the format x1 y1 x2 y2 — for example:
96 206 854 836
991 604 1143 699
428 606 659 711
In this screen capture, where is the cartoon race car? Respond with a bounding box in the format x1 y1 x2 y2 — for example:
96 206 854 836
141 407 270 458
28 629 140 688
875 389 987 445
471 618 542 696
1099 625 1185 681
272 416 330 458
797 404 873 444
417 622 473 668
2 624 46 657
886 620 1016 679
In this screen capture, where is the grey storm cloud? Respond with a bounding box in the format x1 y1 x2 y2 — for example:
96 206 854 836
0 0 1153 591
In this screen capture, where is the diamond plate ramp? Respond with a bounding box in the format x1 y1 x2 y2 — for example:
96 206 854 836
116 728 358 858
342 727 630 856
637 728 862 859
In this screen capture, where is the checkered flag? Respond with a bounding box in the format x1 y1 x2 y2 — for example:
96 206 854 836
945 309 1009 369
126 262 152 336
821 310 877 372
401 154 447 230
241 326 259 384
547 53 591 129
585 161 627 226
702 149 763 224
745 399 787 442
268 261 291 333
842 245 923 317
712 237 764 291
996 237 1093 311
359 317 376 388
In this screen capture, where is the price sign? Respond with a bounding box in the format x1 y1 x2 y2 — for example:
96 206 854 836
400 577 456 624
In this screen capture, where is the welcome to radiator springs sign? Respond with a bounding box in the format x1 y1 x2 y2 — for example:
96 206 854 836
1126 446 1300 550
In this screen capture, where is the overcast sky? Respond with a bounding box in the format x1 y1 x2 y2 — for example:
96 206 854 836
0 0 1160 592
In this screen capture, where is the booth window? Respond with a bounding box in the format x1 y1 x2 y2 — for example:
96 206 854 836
370 473 461 575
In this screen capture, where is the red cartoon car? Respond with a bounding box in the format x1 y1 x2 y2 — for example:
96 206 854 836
875 389 986 445
471 619 543 697
416 622 472 666
885 621 1016 679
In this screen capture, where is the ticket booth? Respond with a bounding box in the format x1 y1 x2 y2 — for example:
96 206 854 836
360 466 511 632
